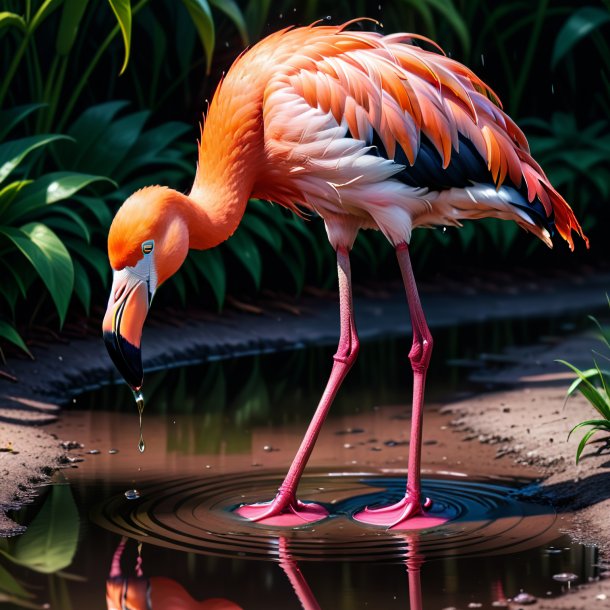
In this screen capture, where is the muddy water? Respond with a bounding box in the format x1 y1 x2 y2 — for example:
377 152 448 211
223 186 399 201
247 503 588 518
3 318 603 609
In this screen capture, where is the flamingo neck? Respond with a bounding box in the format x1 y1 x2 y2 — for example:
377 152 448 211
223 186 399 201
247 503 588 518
187 66 266 250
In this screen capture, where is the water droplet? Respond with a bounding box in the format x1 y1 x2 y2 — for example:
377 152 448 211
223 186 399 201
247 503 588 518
553 572 578 583
512 591 536 604
134 390 146 452
125 489 140 500
544 546 562 554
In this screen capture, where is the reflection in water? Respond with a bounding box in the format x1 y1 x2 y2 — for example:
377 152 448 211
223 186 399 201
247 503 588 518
403 534 423 610
106 537 242 610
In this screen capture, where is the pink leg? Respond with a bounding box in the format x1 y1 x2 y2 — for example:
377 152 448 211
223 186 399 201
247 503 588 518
278 537 321 610
109 536 128 578
355 243 448 530
236 247 359 526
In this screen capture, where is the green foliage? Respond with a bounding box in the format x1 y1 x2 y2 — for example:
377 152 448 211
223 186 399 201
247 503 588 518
0 105 112 354
559 300 610 463
0 485 79 574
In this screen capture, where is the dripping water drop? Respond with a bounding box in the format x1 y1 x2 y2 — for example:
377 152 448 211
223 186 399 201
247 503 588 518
125 489 140 500
134 390 146 453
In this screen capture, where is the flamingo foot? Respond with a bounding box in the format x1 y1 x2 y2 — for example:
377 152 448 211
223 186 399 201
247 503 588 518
235 493 329 527
353 494 449 530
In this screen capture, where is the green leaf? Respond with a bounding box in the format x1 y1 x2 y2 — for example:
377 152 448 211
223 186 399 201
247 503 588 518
0 11 26 34
76 111 149 176
209 0 248 45
56 0 90 55
7 485 79 573
226 228 262 289
0 135 72 185
74 195 112 227
63 237 109 284
418 0 470 54
72 259 91 313
552 7 610 68
558 359 610 419
190 249 225 309
0 320 31 357
181 0 215 74
115 121 191 181
242 212 282 252
107 0 132 74
60 101 129 169
0 560 33 599
45 205 91 243
5 173 113 224
0 224 74 325
575 427 600 463
244 0 271 39
0 104 45 141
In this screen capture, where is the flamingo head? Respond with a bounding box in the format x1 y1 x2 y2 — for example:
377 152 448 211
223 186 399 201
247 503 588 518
103 186 189 390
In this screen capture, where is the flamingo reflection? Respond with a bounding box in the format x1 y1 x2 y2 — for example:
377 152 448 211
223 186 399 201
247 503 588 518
106 537 241 610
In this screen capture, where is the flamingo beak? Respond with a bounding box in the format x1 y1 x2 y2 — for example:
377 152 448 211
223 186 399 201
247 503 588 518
102 269 151 390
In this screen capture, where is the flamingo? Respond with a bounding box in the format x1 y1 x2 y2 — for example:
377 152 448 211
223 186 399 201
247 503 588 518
103 21 587 529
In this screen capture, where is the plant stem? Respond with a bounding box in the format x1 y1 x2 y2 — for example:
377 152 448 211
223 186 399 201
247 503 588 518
57 0 150 131
509 0 549 117
0 0 57 108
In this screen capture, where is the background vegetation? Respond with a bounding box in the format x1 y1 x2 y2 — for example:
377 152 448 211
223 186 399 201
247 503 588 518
1 0 609 358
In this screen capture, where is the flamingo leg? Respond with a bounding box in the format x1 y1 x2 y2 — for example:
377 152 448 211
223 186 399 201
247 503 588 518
236 246 359 526
354 243 448 529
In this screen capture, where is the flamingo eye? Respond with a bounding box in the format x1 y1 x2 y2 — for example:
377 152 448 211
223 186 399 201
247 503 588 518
142 240 154 255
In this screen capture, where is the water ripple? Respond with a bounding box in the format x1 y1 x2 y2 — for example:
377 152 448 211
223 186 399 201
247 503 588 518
92 471 558 563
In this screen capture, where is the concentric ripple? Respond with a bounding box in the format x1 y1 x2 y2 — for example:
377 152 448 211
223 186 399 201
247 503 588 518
91 470 558 563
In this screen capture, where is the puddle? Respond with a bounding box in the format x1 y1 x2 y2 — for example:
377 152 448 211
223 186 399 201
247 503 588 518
2 315 604 608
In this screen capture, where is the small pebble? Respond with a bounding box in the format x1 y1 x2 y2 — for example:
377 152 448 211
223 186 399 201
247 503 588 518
512 591 537 605
596 593 607 601
468 603 482 608
124 489 140 500
263 445 273 452
491 602 508 608
108 449 119 454
86 449 100 455
67 456 84 463
343 443 353 449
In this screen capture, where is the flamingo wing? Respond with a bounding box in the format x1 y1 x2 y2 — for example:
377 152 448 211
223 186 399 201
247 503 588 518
261 25 587 250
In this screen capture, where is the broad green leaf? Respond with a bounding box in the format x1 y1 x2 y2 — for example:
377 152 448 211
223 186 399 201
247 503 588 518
61 101 129 169
75 195 112 227
0 12 26 34
190 248 225 309
0 104 45 141
77 111 149 176
44 209 90 243
72 259 91 313
7 485 79 573
226 228 262 289
0 135 71 185
0 320 31 357
182 0 215 74
56 0 89 55
5 173 113 224
63 237 109 284
0 224 74 324
552 7 610 68
107 0 132 74
0 180 32 217
209 0 248 45
242 212 282 251
115 121 191 180
244 0 271 39
0 561 33 599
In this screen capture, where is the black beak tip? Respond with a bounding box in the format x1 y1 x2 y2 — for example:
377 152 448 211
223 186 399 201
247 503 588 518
103 331 143 390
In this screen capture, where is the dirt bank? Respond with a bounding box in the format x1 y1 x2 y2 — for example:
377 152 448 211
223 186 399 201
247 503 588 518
444 332 610 608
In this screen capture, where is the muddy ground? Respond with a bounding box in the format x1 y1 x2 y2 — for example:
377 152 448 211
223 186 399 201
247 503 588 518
0 269 609 608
